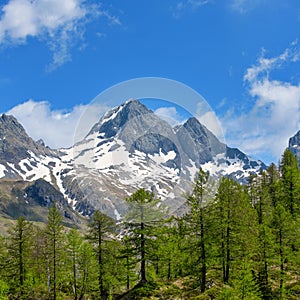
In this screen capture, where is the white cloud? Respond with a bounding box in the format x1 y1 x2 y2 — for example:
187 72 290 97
154 107 184 127
197 111 225 142
172 0 212 18
223 45 300 163
195 100 225 141
0 0 120 70
244 47 299 82
6 100 107 149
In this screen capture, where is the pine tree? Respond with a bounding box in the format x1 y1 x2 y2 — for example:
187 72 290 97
215 177 236 284
6 216 33 298
215 177 259 286
66 228 98 300
152 217 182 281
184 168 216 292
272 203 293 299
249 171 274 299
77 241 97 299
280 149 300 216
277 149 300 296
66 228 82 300
221 260 262 300
118 237 139 291
86 210 116 298
44 205 64 300
124 188 166 285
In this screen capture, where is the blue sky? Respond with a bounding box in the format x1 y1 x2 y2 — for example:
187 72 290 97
0 0 299 164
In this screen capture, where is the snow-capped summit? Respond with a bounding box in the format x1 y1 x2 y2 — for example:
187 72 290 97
0 100 268 219
66 100 267 217
88 99 152 138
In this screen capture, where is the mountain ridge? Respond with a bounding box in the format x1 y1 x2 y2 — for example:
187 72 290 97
0 100 269 219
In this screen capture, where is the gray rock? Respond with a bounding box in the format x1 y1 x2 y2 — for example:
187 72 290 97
288 130 300 167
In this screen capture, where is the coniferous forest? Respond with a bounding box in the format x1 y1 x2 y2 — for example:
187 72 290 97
0 149 299 300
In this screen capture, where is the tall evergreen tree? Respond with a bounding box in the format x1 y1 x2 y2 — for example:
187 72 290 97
125 188 165 285
280 149 300 216
272 203 293 299
44 205 64 300
215 177 236 284
86 210 116 298
66 228 98 300
152 217 183 281
215 177 259 286
184 168 215 292
66 229 82 300
249 170 280 299
77 241 97 300
118 237 139 291
6 217 33 297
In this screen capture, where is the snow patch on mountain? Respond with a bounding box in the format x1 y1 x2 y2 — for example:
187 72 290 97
201 153 263 182
0 164 7 177
149 149 176 164
185 159 199 180
0 100 268 218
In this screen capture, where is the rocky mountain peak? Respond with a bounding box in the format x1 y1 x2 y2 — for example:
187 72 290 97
289 130 300 147
288 130 300 166
176 116 225 164
88 99 152 138
0 101 269 219
0 114 56 164
0 114 27 137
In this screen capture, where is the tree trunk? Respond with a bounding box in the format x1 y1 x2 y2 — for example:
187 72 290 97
53 235 57 300
126 256 130 290
279 227 284 300
140 221 146 283
167 258 171 281
200 210 206 293
73 252 78 300
225 200 230 284
98 221 104 296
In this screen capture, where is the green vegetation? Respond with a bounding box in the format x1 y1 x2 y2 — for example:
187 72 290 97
0 149 299 299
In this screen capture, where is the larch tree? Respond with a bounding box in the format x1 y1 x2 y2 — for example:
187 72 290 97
44 205 64 300
86 210 116 298
124 188 166 285
215 177 259 286
184 168 216 292
280 149 300 217
6 216 33 297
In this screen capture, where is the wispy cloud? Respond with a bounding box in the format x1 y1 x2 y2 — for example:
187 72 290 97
154 106 186 127
172 0 212 18
222 44 300 163
230 0 267 14
198 111 225 142
0 0 120 70
6 100 107 148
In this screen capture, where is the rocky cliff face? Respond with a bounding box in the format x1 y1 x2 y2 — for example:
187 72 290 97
0 114 56 163
0 114 60 179
65 99 266 217
0 100 267 220
289 130 300 167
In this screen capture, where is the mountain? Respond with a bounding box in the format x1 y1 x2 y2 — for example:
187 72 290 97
0 114 81 227
288 130 300 166
59 99 266 217
0 114 58 178
0 100 267 220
